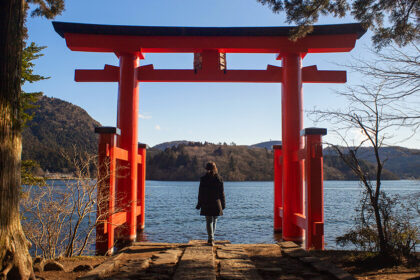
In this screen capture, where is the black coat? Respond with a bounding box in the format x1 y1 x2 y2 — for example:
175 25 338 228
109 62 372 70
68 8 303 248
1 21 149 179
196 173 225 216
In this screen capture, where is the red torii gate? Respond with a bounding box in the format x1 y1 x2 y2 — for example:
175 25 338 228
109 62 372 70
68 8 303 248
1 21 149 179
53 22 365 254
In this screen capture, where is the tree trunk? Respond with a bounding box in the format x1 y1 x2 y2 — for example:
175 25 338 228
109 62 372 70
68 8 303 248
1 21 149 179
0 0 35 279
373 161 388 255
371 196 387 253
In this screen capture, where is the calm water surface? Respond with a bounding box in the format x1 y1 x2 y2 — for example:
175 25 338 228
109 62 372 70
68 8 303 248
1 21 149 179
140 180 420 249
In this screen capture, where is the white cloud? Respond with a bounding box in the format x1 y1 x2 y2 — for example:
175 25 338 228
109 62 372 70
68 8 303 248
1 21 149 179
155 125 161 131
139 113 152 119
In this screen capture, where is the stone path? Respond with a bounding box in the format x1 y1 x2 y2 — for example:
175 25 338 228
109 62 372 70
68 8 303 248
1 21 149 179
217 244 262 280
77 241 355 280
173 240 216 280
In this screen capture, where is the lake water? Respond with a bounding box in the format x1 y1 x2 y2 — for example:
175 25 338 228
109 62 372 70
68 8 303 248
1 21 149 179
139 180 420 249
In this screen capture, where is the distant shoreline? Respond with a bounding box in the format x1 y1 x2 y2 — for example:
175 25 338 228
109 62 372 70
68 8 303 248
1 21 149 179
144 178 419 182
39 177 419 182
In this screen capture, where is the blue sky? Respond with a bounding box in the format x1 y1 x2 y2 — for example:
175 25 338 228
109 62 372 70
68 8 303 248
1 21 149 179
24 0 418 148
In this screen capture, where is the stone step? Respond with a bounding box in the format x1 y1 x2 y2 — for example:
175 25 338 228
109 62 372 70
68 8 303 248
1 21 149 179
217 244 263 280
173 240 216 280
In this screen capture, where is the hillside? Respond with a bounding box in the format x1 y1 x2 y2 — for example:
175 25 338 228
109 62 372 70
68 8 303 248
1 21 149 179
324 146 420 180
153 140 282 150
22 96 100 172
21 97 418 180
153 140 193 151
250 141 282 150
146 142 401 181
147 143 273 181
353 146 420 179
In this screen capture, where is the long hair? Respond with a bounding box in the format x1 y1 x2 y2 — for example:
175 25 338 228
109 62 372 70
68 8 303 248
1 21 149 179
205 161 218 175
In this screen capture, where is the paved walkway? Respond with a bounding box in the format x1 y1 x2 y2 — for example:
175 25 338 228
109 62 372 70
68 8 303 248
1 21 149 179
173 240 216 280
78 240 355 280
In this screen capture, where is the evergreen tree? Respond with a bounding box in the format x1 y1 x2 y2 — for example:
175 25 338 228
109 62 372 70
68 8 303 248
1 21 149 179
257 0 419 49
20 42 48 126
0 1 64 279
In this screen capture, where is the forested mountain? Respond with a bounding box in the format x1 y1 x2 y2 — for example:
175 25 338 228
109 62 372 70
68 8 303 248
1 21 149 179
22 96 100 172
146 143 273 181
22 96 419 180
323 147 420 180
146 143 402 181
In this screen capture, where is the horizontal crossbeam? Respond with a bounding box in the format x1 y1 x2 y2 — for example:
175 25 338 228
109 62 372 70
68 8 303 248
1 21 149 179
75 64 119 82
104 145 144 164
138 64 282 83
109 147 128 161
302 65 346 83
75 64 346 84
104 206 142 234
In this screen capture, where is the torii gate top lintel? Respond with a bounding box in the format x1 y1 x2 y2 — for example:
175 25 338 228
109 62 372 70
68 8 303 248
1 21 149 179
52 21 365 54
52 21 365 84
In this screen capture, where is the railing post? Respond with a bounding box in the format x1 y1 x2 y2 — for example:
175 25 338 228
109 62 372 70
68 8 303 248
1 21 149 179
301 127 327 250
137 143 147 231
95 126 120 255
273 144 283 232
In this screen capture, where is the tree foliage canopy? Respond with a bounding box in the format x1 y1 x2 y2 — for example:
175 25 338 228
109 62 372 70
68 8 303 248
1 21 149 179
257 0 419 49
20 42 48 126
25 0 65 19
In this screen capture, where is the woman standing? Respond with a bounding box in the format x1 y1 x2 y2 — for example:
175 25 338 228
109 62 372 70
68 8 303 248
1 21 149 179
196 162 225 246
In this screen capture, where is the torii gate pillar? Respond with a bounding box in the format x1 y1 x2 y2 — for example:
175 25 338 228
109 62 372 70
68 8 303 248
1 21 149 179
281 53 304 242
116 54 140 241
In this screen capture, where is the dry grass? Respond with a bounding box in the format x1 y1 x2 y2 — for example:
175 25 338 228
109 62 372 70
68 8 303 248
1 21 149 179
310 250 420 280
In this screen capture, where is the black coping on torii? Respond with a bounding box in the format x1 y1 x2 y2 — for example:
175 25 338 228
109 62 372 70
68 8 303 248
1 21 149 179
52 21 366 39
